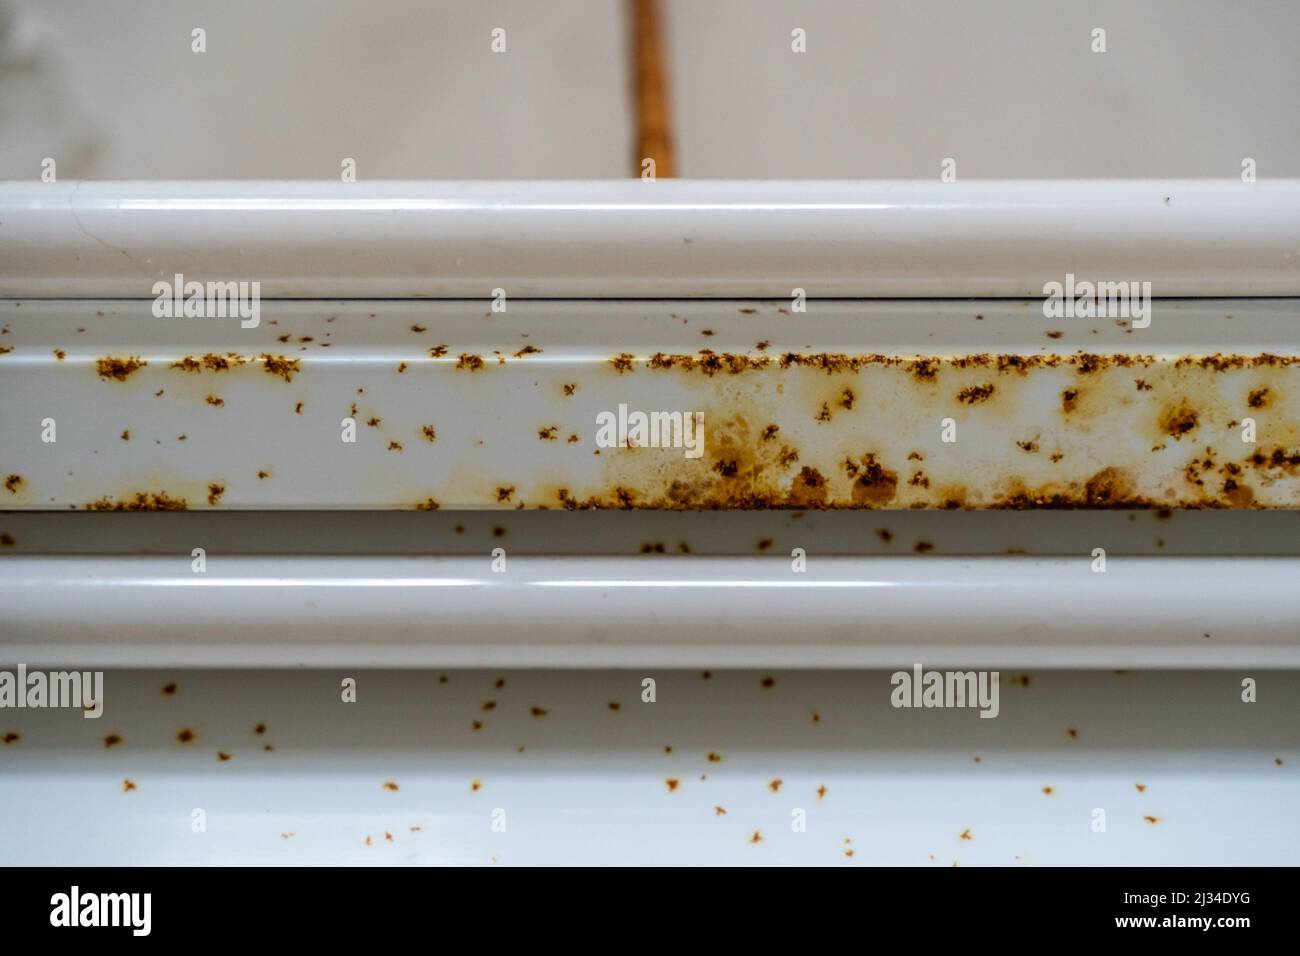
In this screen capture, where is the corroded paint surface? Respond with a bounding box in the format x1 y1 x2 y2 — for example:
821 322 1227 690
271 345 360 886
2 300 1298 510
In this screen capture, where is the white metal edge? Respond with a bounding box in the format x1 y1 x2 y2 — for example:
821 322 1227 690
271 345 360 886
2 180 1298 298
3 555 1297 669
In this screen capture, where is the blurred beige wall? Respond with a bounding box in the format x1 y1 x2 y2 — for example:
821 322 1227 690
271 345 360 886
1 0 1295 179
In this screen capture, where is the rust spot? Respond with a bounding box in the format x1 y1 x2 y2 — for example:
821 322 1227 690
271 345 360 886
366 417 381 427
257 470 270 480
496 485 515 503
1144 815 1161 825
254 723 266 735
849 453 898 506
294 402 304 415
415 498 440 511
383 781 399 791
1046 331 1063 339
610 353 635 373
562 383 577 396
217 751 232 762
768 778 783 792
957 384 995 404
206 483 225 506
492 525 507 537
428 345 448 358
639 541 666 553
122 779 136 792
876 528 893 542
1248 387 1270 408
177 728 195 744
471 779 482 791
1042 786 1054 795
760 676 776 688
1159 400 1200 438
1016 439 1038 453
1061 389 1079 412
454 353 484 371
2 732 19 744
0 533 14 547
665 778 680 792
97 356 147 381
750 830 763 844
410 324 427 333
85 491 188 511
514 345 543 358
714 806 727 815
53 348 65 360
538 425 559 441
607 701 621 711
103 734 122 748
838 387 855 410
387 441 403 451
913 540 934 553
1082 467 1134 506
260 354 300 382
757 537 773 551
530 706 548 717
1135 783 1147 793
789 466 829 507
4 474 22 494
120 429 130 441
162 682 177 696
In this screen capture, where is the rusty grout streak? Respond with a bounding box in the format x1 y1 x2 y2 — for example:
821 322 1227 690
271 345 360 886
629 0 675 178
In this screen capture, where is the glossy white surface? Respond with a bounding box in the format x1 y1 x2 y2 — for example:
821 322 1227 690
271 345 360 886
0 669 1294 865
3 555 1298 669
3 181 1298 297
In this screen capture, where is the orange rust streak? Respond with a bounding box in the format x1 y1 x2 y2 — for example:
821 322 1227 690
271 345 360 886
628 0 675 178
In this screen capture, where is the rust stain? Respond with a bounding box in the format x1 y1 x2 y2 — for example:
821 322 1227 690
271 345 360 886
206 482 225 506
97 356 147 381
4 474 22 494
261 354 300 382
1159 400 1200 438
457 353 485 371
85 491 188 511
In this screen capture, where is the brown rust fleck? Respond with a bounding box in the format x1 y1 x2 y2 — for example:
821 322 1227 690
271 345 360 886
177 728 195 744
665 778 680 792
420 425 437 442
410 324 427 333
1159 400 1200 438
428 345 448 358
383 781 399 791
958 384 995 404
610 353 635 373
206 483 225 506
913 540 934 553
85 491 188 512
838 387 856 410
387 441 403 451
122 779 136 792
1084 467 1134 506
496 485 515 503
455 353 484 371
1061 389 1079 412
97 356 147 381
205 395 224 407
1248 387 1270 408
4 474 22 494
0 533 14 547
849 453 898 506
260 354 300 382
562 383 577 395
415 498 440 511
538 425 559 441
514 345 542 358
